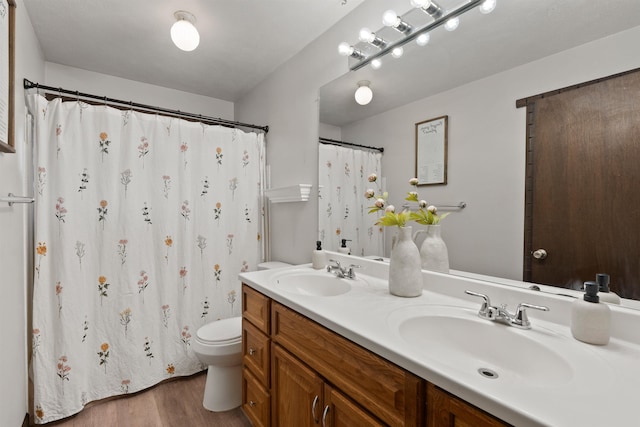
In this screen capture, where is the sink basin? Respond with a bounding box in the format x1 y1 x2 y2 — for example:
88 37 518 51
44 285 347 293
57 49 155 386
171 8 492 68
388 305 576 386
270 269 353 297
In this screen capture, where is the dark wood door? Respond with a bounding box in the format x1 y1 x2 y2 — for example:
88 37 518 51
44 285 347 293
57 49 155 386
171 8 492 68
523 70 640 299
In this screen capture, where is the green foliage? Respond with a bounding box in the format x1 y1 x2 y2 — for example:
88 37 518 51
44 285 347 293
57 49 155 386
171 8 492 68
410 209 450 225
375 210 410 227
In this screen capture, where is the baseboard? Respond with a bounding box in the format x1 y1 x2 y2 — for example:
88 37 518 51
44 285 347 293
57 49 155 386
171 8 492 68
22 413 29 427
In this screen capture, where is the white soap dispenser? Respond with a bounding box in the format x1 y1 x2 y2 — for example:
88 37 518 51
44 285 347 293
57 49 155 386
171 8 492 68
570 281 611 345
311 240 326 270
337 239 351 255
595 273 621 304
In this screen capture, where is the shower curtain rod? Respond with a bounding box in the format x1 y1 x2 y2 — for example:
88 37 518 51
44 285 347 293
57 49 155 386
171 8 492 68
319 137 384 153
23 78 269 133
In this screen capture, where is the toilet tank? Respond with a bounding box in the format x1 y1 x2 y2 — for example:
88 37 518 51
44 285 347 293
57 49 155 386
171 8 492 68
257 261 292 270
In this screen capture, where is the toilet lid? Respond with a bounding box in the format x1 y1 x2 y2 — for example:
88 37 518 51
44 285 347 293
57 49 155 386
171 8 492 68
196 317 242 344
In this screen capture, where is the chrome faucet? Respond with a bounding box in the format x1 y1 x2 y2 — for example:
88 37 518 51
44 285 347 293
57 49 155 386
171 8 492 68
327 259 360 279
465 290 549 329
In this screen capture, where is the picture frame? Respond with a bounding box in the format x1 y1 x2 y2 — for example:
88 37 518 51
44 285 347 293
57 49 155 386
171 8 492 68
0 0 16 153
415 115 448 186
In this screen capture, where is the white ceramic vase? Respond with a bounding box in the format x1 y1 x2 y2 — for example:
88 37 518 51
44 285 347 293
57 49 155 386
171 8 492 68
413 224 449 273
388 226 423 297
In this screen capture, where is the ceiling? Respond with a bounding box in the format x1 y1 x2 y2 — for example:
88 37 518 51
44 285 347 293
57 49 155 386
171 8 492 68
320 0 640 127
24 0 364 102
23 0 640 123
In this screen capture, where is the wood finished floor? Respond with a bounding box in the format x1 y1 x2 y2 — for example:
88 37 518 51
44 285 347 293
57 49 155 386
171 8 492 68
37 372 252 427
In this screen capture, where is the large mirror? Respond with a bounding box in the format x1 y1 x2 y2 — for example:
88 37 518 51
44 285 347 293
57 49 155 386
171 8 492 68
318 0 640 307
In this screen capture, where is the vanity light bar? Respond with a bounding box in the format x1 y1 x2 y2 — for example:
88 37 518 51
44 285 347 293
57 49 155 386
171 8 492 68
348 0 486 72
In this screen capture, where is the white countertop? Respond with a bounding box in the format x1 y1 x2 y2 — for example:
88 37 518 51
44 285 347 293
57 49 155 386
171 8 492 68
239 253 640 427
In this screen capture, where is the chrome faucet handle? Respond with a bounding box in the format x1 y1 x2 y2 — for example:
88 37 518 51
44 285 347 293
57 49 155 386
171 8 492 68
346 264 361 279
327 259 341 273
512 302 549 329
465 290 494 319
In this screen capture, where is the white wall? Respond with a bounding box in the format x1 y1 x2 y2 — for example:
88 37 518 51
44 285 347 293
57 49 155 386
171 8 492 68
0 1 45 426
45 63 234 120
235 0 398 264
341 25 640 280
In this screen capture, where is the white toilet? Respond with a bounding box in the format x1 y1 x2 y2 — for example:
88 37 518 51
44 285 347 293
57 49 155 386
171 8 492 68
193 261 291 411
193 316 243 411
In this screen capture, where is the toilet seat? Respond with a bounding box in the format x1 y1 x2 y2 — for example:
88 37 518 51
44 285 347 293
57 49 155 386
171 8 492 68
196 317 242 345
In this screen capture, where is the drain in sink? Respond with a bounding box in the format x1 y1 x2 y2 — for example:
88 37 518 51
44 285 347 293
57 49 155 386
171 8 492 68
478 368 499 379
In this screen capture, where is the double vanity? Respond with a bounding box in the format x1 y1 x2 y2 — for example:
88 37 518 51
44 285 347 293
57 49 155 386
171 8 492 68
239 252 640 426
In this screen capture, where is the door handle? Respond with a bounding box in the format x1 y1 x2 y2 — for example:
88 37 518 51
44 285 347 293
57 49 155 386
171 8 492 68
311 395 320 423
532 249 547 260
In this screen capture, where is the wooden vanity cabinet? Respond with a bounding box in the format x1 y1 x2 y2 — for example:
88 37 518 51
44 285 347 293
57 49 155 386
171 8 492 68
426 383 511 427
271 301 423 427
242 284 510 427
272 343 386 427
242 285 272 427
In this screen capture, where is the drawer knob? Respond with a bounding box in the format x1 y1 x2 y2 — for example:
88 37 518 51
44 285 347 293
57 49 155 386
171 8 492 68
248 347 256 356
249 400 256 407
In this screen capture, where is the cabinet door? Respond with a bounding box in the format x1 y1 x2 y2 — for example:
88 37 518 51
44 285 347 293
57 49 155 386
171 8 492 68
323 384 386 427
272 344 323 427
427 383 510 427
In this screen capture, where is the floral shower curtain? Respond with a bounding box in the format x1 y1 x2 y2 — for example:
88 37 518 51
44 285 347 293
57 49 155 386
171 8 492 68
27 94 265 424
318 143 383 256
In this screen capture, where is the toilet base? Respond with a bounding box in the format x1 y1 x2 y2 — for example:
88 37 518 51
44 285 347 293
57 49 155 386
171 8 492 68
202 364 242 412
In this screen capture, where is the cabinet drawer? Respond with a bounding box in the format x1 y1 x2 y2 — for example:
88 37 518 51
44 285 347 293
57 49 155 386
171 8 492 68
427 383 511 427
242 368 271 427
243 318 270 387
242 284 270 334
272 302 423 427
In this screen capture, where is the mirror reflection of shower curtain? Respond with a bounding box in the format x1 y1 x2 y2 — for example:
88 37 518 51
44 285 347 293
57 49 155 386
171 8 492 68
318 143 383 256
26 94 265 424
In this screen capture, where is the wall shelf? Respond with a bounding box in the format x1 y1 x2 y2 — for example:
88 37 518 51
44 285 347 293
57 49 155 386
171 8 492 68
265 184 312 203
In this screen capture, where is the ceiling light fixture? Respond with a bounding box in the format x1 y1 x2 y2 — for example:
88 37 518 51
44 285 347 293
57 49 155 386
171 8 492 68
371 59 383 70
382 10 413 34
358 27 388 49
171 11 200 52
340 0 496 71
354 81 373 105
411 0 444 19
338 42 366 60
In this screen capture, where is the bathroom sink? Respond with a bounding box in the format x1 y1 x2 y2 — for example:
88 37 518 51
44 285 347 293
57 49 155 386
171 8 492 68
270 269 353 297
388 305 579 386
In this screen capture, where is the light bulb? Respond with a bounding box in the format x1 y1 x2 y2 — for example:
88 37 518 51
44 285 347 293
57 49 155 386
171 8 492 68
391 47 404 58
410 0 430 8
359 28 374 43
382 10 399 27
479 0 497 14
416 32 430 46
338 42 353 56
171 18 200 51
444 17 459 31
371 59 382 70
355 83 373 105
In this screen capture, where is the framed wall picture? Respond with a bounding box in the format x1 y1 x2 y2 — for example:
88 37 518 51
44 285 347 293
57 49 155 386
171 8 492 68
415 115 448 186
0 0 15 153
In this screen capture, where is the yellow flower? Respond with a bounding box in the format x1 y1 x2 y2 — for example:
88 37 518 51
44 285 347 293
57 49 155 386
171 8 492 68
101 342 109 352
36 242 47 256
166 364 175 375
214 264 220 272
98 276 107 285
216 147 222 154
100 199 108 208
215 202 221 209
165 236 173 247
99 132 108 141
35 405 44 419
